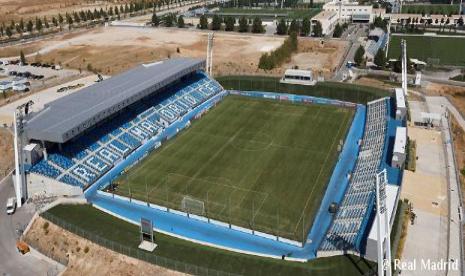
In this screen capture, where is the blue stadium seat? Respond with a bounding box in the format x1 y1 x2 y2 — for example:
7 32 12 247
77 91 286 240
48 153 75 170
29 160 61 178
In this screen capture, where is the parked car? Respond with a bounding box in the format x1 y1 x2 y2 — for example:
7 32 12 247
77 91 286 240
6 197 16 215
13 84 30 92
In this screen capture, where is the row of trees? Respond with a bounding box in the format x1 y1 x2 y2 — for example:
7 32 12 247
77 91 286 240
258 32 298 70
197 15 264 33
195 15 318 37
151 12 185 28
275 18 315 36
0 0 193 39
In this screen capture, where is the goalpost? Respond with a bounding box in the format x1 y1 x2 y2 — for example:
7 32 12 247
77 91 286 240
181 196 205 216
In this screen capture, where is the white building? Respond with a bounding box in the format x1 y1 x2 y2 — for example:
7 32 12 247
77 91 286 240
322 0 374 23
280 69 317 85
392 127 407 168
311 10 339 36
395 88 406 121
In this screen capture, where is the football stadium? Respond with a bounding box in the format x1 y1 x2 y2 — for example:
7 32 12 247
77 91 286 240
18 57 406 262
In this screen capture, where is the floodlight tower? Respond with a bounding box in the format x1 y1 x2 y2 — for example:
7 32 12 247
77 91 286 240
401 39 408 96
206 32 214 76
13 100 33 208
376 170 392 276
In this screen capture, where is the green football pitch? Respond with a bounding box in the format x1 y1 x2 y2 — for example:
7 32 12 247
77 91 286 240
388 35 465 66
114 95 354 242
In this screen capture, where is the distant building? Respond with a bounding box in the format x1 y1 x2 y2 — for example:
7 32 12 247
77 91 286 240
364 27 388 61
311 10 339 36
322 0 375 23
311 0 381 36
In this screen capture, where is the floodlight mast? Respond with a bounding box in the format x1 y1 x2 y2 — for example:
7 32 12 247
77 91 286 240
376 170 392 276
206 32 214 76
13 100 34 208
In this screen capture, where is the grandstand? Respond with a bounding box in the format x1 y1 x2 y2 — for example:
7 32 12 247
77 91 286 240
319 98 388 252
25 58 223 190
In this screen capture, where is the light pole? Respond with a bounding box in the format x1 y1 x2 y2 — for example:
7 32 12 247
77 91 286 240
13 100 34 208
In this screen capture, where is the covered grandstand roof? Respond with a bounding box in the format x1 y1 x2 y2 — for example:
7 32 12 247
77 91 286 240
26 58 205 143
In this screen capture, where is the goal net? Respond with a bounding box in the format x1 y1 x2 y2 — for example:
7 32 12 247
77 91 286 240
181 196 205 216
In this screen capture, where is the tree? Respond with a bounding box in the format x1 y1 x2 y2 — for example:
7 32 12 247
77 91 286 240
333 23 343 38
44 16 49 29
225 17 235 31
0 24 4 37
238 16 248 32
52 17 58 27
35 17 43 33
58 13 64 25
374 49 387 68
301 17 310 36
354 45 365 66
288 19 299 35
313 21 322 37
5 26 12 38
276 18 287 35
26 20 33 33
177 15 185 28
251 16 263 33
199 15 208 29
152 12 160 26
20 50 26 65
211 15 222 30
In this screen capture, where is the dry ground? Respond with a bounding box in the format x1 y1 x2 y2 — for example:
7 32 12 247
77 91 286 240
0 128 13 177
425 82 465 117
0 27 347 77
451 115 465 200
24 216 183 276
0 0 130 22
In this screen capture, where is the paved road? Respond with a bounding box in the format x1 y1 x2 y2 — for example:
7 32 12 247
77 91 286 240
333 25 367 81
0 174 63 276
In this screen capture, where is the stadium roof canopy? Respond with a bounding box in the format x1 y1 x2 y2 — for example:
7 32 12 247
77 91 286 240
26 58 205 144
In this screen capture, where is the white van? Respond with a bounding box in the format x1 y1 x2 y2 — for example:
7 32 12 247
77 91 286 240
6 197 16 215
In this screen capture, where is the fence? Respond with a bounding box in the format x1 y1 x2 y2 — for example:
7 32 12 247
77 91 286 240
216 76 390 104
41 212 240 276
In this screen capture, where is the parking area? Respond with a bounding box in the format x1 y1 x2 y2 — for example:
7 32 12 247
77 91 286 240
0 74 103 126
0 61 80 97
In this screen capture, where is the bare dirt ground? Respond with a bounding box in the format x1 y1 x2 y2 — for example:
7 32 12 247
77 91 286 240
1 27 347 77
425 82 465 117
24 216 183 276
0 128 13 177
286 39 348 79
0 0 129 22
451 115 465 198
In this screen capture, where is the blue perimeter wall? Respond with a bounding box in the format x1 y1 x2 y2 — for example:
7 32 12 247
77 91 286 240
84 90 367 259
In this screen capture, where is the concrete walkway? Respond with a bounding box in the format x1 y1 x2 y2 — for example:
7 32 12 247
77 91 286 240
426 98 463 276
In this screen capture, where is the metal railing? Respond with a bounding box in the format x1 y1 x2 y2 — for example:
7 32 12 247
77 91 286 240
41 212 240 276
